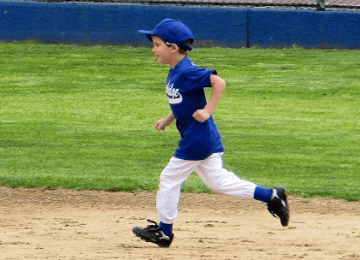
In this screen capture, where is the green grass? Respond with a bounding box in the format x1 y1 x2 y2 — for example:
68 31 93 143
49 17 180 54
1 42 359 201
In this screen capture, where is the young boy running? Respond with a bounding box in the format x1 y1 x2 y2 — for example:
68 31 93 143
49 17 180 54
132 18 290 247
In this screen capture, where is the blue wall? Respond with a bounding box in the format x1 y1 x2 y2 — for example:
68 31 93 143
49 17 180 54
250 9 360 49
1 1 359 49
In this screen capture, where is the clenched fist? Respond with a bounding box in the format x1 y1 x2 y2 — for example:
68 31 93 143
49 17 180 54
192 109 210 123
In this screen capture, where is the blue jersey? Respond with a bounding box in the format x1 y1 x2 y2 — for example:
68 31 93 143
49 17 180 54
166 56 224 160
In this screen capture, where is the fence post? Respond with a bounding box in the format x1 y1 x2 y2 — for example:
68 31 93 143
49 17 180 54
316 0 325 10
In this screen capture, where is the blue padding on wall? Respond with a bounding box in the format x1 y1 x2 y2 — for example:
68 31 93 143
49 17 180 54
0 1 248 47
0 2 145 44
0 1 360 49
249 9 360 49
320 11 360 49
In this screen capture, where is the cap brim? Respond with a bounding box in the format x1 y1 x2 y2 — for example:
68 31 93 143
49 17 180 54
138 30 154 42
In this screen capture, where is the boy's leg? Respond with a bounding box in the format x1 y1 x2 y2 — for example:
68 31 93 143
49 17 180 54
157 156 200 224
133 156 201 247
196 153 257 199
196 153 289 226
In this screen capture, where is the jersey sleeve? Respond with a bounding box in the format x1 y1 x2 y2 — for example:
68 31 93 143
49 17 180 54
183 66 217 92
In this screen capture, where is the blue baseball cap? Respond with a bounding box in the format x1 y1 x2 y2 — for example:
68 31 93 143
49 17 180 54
139 18 194 51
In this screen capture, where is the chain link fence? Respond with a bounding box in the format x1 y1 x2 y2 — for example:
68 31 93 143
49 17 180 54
3 0 360 11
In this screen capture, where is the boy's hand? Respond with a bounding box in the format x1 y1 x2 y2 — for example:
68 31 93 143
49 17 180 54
193 109 210 123
155 119 167 131
193 75 226 123
155 112 175 131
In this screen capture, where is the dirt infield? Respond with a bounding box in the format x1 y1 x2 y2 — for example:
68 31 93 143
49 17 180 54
1 186 359 260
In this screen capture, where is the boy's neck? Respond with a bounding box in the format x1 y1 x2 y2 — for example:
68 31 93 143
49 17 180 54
170 53 187 68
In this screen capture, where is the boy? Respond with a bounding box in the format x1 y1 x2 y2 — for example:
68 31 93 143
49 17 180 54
133 18 289 247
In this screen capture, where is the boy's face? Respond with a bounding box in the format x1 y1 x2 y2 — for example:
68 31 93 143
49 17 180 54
152 36 174 65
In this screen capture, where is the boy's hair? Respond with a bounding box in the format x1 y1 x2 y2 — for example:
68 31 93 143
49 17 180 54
162 38 194 54
178 39 194 54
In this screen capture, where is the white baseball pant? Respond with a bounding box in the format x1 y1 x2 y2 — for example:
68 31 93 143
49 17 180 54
157 152 257 224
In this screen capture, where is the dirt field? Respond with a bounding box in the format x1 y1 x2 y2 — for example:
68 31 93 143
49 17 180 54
1 186 359 260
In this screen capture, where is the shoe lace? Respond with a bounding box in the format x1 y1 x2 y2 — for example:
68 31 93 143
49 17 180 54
145 219 161 231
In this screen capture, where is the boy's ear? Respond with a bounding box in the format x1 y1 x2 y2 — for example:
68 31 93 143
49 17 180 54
171 44 180 53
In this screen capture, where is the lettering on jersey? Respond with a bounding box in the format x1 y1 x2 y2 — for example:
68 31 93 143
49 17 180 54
166 82 183 104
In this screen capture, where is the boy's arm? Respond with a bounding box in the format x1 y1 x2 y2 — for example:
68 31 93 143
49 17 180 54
193 74 226 123
155 111 175 131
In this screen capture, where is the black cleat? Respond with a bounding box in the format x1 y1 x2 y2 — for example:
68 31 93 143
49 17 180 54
132 219 174 247
267 187 290 226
